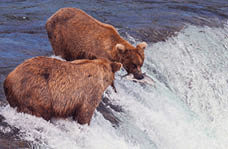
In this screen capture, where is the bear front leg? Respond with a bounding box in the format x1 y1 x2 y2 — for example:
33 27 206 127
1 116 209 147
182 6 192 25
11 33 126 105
74 104 96 125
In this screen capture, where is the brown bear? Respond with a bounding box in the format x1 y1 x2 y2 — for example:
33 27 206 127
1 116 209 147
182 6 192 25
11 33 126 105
46 7 147 80
3 56 121 125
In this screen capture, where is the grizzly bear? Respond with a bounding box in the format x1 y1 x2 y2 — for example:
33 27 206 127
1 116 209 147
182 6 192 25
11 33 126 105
46 7 147 80
3 56 121 125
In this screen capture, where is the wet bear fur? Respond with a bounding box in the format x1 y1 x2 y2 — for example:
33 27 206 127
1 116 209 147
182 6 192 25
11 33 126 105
3 56 121 125
46 7 147 80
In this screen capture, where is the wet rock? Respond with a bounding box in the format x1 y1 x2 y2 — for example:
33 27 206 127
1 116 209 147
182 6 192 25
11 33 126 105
97 96 123 127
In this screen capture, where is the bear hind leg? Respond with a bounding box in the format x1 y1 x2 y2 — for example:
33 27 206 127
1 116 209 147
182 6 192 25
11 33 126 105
17 106 52 121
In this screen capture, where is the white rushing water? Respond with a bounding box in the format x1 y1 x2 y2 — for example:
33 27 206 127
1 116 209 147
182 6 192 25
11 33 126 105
1 23 228 149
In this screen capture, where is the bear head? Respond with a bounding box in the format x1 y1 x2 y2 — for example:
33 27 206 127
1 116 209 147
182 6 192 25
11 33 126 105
114 42 147 80
93 59 122 91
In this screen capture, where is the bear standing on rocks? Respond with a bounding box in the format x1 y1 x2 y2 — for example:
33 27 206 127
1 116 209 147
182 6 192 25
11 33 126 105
3 56 121 125
46 7 147 80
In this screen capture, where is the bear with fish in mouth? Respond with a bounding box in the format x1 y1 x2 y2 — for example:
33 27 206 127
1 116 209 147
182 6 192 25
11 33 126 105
46 7 147 80
3 56 121 125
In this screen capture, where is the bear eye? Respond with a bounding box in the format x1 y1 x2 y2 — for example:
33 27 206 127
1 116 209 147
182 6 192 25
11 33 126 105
132 64 137 69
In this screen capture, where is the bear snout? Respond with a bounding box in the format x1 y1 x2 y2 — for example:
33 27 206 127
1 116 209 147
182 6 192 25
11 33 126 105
133 72 144 80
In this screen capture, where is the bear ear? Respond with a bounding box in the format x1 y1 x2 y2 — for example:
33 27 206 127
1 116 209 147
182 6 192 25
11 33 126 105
136 42 147 50
111 62 122 73
115 43 126 54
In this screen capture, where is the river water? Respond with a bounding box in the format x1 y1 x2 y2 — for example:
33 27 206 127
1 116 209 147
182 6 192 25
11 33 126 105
0 0 228 148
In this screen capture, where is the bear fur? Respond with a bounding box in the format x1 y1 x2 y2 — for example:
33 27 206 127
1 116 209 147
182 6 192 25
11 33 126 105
3 56 121 125
46 7 147 80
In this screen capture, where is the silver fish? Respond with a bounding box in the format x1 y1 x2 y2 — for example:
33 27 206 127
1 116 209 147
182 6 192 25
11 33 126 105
122 73 155 85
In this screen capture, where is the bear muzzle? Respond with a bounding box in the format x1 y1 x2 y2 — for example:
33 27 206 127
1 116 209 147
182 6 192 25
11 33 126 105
133 72 144 80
